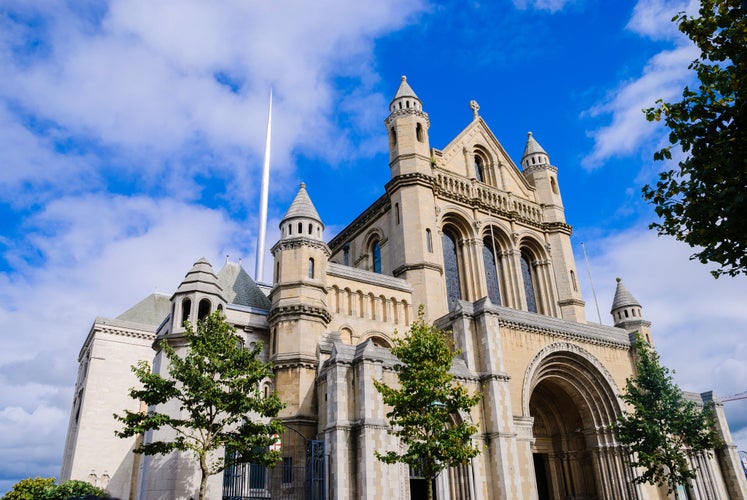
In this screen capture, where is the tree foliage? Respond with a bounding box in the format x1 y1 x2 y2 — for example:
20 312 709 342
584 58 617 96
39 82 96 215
614 337 721 496
643 0 747 278
115 311 284 500
2 477 108 500
374 309 481 500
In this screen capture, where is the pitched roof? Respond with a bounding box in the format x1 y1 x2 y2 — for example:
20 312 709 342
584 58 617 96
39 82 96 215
522 131 548 159
174 257 223 296
611 277 641 312
217 262 271 310
281 182 322 224
392 75 419 101
116 293 171 326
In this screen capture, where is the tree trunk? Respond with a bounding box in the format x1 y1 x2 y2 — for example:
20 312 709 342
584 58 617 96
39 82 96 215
199 454 209 500
427 476 433 500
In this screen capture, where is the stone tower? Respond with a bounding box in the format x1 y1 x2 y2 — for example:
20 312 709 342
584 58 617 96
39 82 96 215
520 132 585 322
384 76 446 318
611 276 652 344
140 258 227 499
168 257 226 335
269 183 330 436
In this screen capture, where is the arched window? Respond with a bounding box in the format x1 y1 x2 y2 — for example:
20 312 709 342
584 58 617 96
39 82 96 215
297 222 303 234
475 156 484 182
521 252 538 313
395 203 400 224
570 270 578 292
390 127 397 145
426 229 433 253
442 231 462 310
482 238 502 305
416 123 423 142
308 223 313 234
198 298 211 321
372 240 382 273
343 244 350 266
308 258 315 279
181 298 192 325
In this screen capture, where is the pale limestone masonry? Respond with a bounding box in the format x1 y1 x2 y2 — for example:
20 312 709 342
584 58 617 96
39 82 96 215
61 76 747 500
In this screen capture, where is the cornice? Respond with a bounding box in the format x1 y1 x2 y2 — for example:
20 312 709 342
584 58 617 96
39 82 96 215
385 172 435 193
522 164 558 175
268 304 332 325
271 237 331 255
392 262 443 278
384 108 430 126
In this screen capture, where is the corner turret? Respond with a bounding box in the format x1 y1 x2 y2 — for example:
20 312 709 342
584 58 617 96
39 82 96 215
521 132 564 223
611 277 652 344
269 183 330 425
169 257 225 334
384 76 431 178
278 182 324 243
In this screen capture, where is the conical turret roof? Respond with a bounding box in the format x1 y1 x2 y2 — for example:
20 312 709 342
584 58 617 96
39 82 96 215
281 182 322 224
392 75 419 102
611 277 641 312
522 131 548 159
174 257 223 296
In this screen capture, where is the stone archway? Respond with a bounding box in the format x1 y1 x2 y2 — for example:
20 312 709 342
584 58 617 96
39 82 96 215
523 343 640 500
530 376 599 499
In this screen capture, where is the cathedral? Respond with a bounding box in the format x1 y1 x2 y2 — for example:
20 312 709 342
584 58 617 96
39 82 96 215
60 77 747 499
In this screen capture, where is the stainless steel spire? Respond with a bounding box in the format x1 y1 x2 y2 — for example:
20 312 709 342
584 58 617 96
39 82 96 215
254 88 272 283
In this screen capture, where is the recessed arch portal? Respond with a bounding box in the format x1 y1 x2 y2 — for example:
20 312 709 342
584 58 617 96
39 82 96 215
523 343 633 500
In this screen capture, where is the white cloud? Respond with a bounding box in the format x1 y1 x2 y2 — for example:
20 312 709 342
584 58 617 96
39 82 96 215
626 0 698 40
582 0 700 169
576 225 747 449
0 0 427 207
512 0 575 13
0 194 245 482
582 45 697 169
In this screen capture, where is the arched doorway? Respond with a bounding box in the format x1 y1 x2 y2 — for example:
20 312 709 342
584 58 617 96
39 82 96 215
524 344 639 500
530 378 598 499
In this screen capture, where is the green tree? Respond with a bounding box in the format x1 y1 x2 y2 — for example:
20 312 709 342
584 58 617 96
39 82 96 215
614 336 721 497
643 0 747 278
45 479 109 499
114 311 284 500
373 309 481 500
2 477 56 500
2 478 108 500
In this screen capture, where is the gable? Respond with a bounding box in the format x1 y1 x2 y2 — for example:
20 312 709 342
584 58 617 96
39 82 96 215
433 117 536 202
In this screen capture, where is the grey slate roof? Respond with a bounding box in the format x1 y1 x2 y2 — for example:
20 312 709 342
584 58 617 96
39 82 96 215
217 262 271 310
281 183 322 224
611 277 641 312
392 75 419 101
522 131 547 159
116 293 171 326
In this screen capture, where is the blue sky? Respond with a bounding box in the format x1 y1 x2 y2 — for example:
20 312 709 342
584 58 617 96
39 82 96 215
1 0 745 492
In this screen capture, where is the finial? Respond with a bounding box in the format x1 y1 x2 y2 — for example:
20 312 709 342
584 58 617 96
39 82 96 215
226 254 229 264
469 100 480 119
528 131 533 137
239 257 242 266
616 277 622 283
300 182 306 189
401 75 407 82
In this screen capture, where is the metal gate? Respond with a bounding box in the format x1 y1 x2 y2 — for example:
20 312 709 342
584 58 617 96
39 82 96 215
223 426 326 500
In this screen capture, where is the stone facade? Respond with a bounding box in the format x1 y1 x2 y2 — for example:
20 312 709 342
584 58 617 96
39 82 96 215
61 77 747 499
